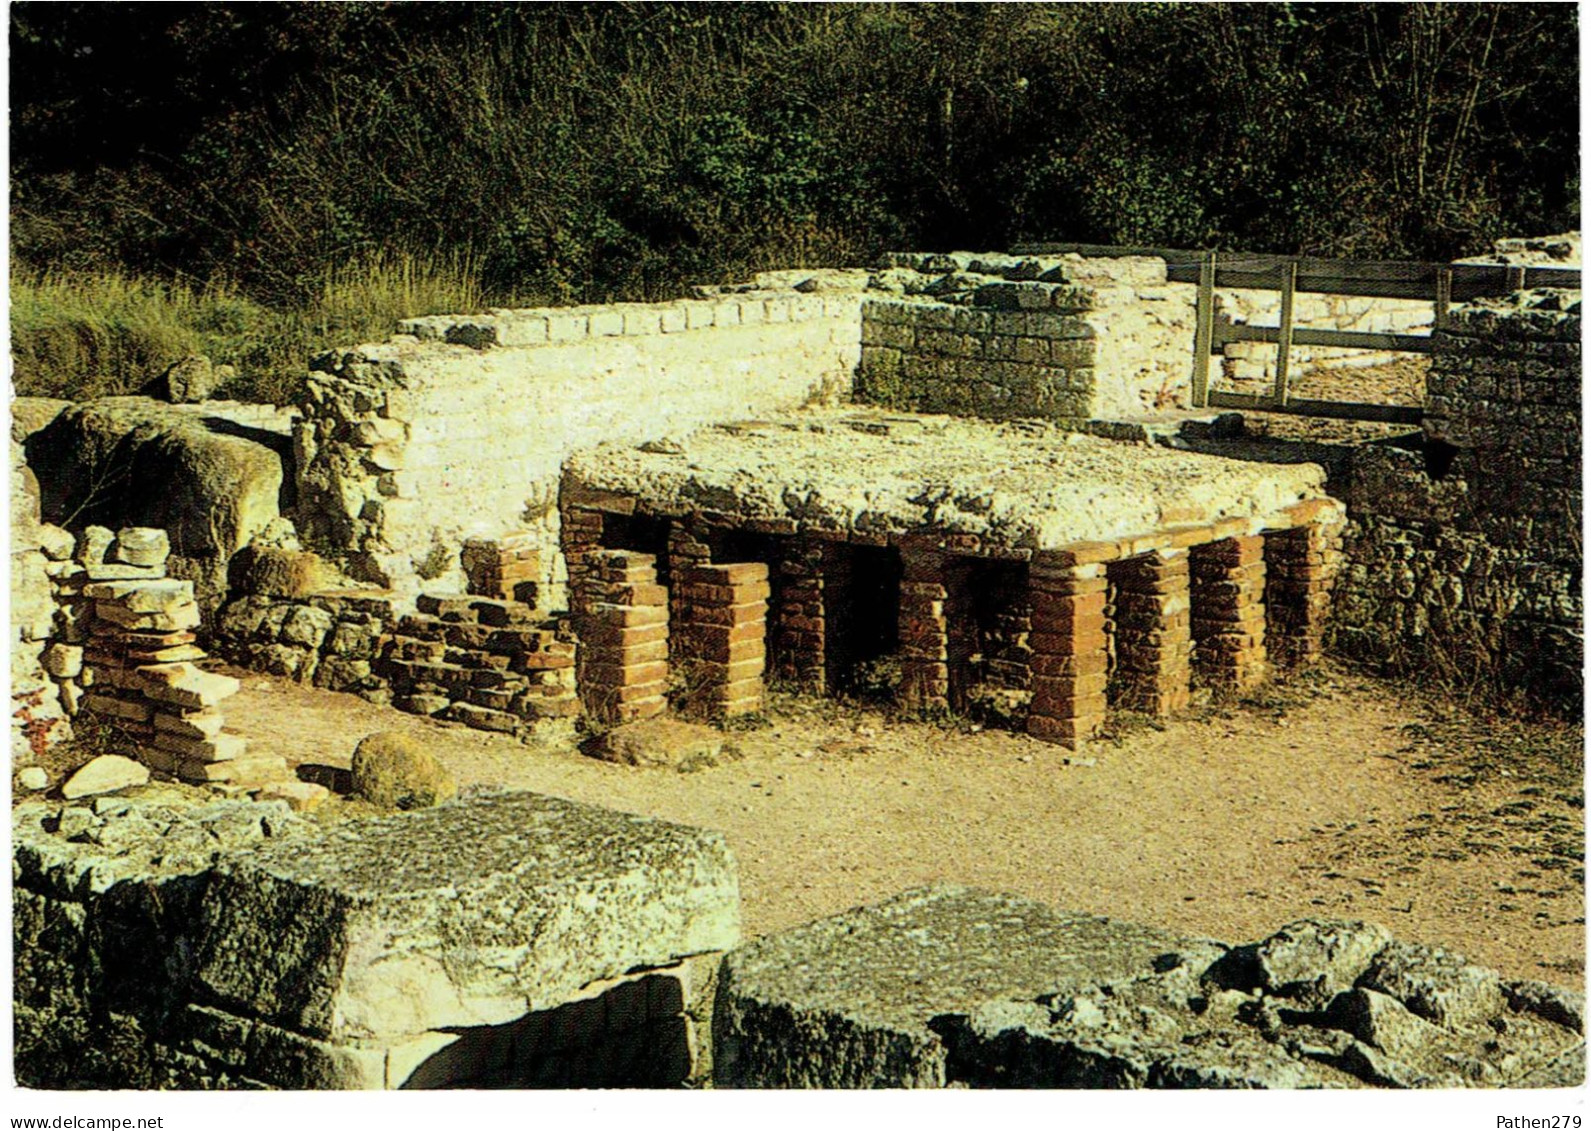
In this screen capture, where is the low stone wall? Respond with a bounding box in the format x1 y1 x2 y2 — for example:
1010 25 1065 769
211 591 398 698
1331 291 1582 709
14 788 739 1089
293 292 862 606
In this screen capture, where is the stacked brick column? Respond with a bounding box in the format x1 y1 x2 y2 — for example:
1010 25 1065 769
666 521 712 665
896 542 950 712
773 538 827 693
461 534 541 605
578 551 669 725
1190 536 1269 692
1112 550 1193 715
560 507 606 617
675 563 769 717
1264 516 1345 672
1025 555 1110 747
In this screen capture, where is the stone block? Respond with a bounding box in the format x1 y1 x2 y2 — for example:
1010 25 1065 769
714 886 1210 1088
194 791 741 1041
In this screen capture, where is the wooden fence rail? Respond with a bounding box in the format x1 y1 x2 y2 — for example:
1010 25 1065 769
1013 242 1581 422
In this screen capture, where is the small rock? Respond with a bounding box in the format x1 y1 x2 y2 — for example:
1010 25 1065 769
112 527 171 568
350 730 457 810
42 643 84 679
258 780 332 812
155 355 220 403
589 717 725 769
37 524 76 561
17 766 49 791
75 526 115 566
61 754 150 799
1256 919 1393 1009
1361 940 1506 1028
57 806 96 839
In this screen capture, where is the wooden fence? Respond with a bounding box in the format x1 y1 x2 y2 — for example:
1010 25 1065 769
1014 242 1581 424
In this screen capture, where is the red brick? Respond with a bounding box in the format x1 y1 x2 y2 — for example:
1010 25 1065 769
1030 672 1109 701
582 640 670 667
595 582 669 607
1026 713 1104 748
579 620 668 649
679 580 772 605
589 603 668 627
687 562 769 585
685 601 768 627
1028 628 1110 655
1029 650 1110 678
583 660 670 688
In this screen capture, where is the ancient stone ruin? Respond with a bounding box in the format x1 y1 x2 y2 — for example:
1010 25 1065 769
11 243 1582 1089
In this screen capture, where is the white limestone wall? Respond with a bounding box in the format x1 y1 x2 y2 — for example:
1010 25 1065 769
294 293 861 605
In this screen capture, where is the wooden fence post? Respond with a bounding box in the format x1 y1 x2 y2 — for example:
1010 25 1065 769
1192 251 1215 408
1271 260 1297 407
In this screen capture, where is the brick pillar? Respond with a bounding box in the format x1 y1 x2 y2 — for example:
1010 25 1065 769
896 544 949 712
774 538 826 692
1190 535 1268 693
1264 520 1345 671
560 508 605 617
577 550 668 725
666 520 711 668
1112 549 1193 715
461 533 542 606
676 563 769 717
1026 558 1110 748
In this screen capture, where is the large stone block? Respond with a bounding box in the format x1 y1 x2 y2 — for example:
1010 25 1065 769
195 790 740 1041
713 886 1215 1088
24 398 286 609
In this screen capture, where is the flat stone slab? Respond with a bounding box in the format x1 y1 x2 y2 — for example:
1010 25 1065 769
564 408 1330 552
714 886 1221 1087
715 888 1585 1089
195 789 740 1041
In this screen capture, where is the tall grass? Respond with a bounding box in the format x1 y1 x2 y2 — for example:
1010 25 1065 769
10 251 486 405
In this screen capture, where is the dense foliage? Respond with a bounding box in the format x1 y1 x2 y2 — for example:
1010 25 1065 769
8 3 1579 399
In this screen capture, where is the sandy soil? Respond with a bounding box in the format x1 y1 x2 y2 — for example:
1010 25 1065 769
216 661 1584 989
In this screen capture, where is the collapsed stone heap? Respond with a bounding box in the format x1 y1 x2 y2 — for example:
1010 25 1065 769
379 593 579 734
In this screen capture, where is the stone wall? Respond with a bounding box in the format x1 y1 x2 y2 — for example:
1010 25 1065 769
14 789 739 1089
292 293 862 607
1331 291 1582 709
855 255 1197 421
11 437 72 761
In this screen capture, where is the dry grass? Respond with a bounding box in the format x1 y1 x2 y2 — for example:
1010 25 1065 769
11 252 486 405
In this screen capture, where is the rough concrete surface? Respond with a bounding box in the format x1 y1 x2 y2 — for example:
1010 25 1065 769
565 407 1328 550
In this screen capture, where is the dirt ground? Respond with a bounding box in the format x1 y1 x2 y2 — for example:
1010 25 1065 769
214 660 1584 990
